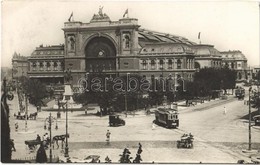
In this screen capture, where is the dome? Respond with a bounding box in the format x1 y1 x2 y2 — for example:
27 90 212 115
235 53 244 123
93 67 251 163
193 44 221 57
220 50 247 61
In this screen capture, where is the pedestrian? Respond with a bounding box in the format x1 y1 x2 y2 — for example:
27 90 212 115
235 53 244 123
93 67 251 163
45 133 49 140
223 106 227 115
36 143 47 163
10 139 16 152
106 130 111 144
152 122 155 130
15 122 18 131
36 134 41 141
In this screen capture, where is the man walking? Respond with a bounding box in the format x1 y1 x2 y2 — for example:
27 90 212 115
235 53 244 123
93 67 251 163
106 130 111 144
223 106 227 115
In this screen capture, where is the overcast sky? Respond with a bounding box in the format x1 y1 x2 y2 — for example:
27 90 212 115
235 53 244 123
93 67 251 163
1 0 259 67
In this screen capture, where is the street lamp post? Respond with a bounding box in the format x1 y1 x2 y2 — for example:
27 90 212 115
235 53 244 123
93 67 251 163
25 94 28 132
63 66 73 158
248 87 252 150
125 73 130 117
64 102 69 157
44 113 58 163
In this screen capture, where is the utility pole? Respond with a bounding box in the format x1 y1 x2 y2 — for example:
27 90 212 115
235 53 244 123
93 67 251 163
25 94 28 132
248 87 252 150
49 113 53 163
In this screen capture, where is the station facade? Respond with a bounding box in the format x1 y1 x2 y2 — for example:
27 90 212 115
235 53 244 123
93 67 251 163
13 9 249 87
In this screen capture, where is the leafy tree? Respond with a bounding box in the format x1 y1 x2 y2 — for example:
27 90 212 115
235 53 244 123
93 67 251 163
18 77 48 106
184 67 236 100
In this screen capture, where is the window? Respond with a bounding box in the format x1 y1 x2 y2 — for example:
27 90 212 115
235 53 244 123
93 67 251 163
124 62 129 68
177 59 182 69
141 60 147 70
32 62 36 71
39 62 44 71
168 59 173 69
54 62 58 71
159 59 164 70
46 62 51 71
151 59 156 70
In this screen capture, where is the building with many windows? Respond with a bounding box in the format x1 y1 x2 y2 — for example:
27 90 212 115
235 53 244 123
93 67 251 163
14 9 250 88
12 52 28 82
193 44 222 70
27 44 65 84
220 50 248 81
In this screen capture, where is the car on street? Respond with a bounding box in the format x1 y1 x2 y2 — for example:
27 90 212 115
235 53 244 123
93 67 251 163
253 115 260 126
109 115 125 126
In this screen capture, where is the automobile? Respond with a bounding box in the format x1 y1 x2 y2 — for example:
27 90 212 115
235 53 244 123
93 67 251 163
251 156 260 164
177 133 194 149
253 115 260 126
109 115 125 127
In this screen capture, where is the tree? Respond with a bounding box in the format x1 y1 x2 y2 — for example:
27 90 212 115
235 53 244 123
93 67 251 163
184 67 237 100
18 77 48 106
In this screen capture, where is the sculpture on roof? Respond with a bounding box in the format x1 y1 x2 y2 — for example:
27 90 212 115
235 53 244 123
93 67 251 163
98 6 103 16
90 6 111 22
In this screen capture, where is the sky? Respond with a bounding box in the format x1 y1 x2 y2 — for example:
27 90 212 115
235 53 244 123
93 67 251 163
1 0 260 67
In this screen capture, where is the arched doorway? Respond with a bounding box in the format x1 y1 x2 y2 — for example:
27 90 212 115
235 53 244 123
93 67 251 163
85 37 117 73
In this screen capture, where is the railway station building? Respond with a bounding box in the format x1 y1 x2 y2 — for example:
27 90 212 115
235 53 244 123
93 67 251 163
13 8 249 89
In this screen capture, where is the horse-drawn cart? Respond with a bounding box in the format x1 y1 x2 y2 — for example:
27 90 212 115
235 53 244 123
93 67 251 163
177 133 194 149
24 140 41 150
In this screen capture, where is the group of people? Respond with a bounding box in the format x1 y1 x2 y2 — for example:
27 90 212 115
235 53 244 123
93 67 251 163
181 133 194 140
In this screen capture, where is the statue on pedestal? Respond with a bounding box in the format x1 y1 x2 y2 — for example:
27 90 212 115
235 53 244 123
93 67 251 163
64 68 73 84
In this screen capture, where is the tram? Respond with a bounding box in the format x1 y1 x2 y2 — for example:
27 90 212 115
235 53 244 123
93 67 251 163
154 104 179 128
235 87 245 99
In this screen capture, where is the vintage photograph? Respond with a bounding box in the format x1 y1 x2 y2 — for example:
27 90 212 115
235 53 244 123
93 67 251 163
1 0 260 163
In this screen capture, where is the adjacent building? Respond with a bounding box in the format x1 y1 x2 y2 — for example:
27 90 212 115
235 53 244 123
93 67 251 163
12 52 28 82
27 44 65 85
193 44 222 70
220 50 248 81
